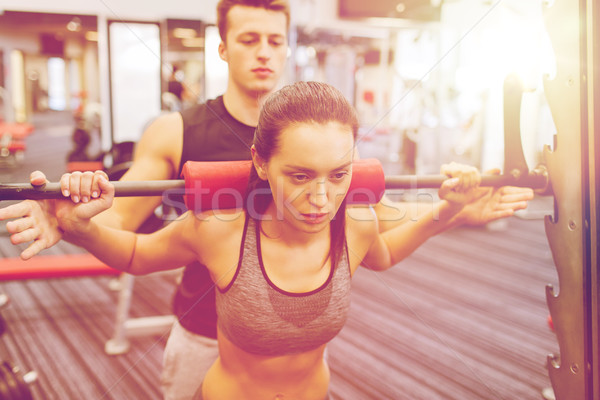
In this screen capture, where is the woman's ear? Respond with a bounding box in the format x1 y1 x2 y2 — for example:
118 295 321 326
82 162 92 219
251 146 268 180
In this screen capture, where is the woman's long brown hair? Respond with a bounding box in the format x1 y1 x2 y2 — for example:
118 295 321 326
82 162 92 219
244 81 359 269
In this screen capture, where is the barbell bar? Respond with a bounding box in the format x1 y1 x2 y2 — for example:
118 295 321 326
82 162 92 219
0 159 549 208
0 180 185 201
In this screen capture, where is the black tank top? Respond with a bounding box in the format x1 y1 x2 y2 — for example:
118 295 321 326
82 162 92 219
173 96 255 338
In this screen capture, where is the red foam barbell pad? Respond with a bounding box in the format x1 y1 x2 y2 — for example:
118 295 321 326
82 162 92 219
181 158 385 212
67 161 105 173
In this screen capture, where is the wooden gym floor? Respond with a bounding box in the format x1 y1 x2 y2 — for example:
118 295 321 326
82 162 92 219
0 111 558 399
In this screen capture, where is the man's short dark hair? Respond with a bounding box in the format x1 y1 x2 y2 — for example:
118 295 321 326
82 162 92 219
216 0 290 42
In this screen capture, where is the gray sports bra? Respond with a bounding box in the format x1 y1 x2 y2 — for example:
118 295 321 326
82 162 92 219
216 216 352 356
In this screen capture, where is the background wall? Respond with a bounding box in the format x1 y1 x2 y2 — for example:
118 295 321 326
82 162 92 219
0 0 556 175
0 0 220 22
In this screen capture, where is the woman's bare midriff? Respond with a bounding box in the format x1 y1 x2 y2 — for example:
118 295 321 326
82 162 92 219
201 326 330 400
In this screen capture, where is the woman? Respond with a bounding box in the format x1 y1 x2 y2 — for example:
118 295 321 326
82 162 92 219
9 82 482 399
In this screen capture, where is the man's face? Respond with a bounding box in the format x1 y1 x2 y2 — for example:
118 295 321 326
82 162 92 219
219 5 288 96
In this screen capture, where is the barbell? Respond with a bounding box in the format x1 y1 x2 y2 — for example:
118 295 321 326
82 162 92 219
0 159 549 211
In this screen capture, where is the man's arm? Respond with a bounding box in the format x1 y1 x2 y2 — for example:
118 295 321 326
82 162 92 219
372 169 534 233
96 111 184 231
0 111 185 259
352 149 533 233
360 164 484 270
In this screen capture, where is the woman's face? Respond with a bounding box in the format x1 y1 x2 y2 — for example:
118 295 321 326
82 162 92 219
254 121 355 234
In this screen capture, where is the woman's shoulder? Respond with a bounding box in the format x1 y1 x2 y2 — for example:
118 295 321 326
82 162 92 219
179 209 247 280
345 206 379 238
190 208 246 230
190 208 246 235
345 206 380 273
185 208 246 255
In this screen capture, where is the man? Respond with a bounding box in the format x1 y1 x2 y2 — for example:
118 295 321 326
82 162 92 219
3 0 533 398
16 2 290 399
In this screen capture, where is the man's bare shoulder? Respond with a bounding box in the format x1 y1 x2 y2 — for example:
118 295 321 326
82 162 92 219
140 112 183 148
131 112 184 179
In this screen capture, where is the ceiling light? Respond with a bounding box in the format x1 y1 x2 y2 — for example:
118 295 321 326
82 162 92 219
67 17 81 32
85 31 98 41
173 28 197 39
182 37 204 47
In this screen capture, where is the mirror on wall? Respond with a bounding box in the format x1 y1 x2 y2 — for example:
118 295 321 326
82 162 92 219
163 18 205 110
107 20 161 144
0 10 98 122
